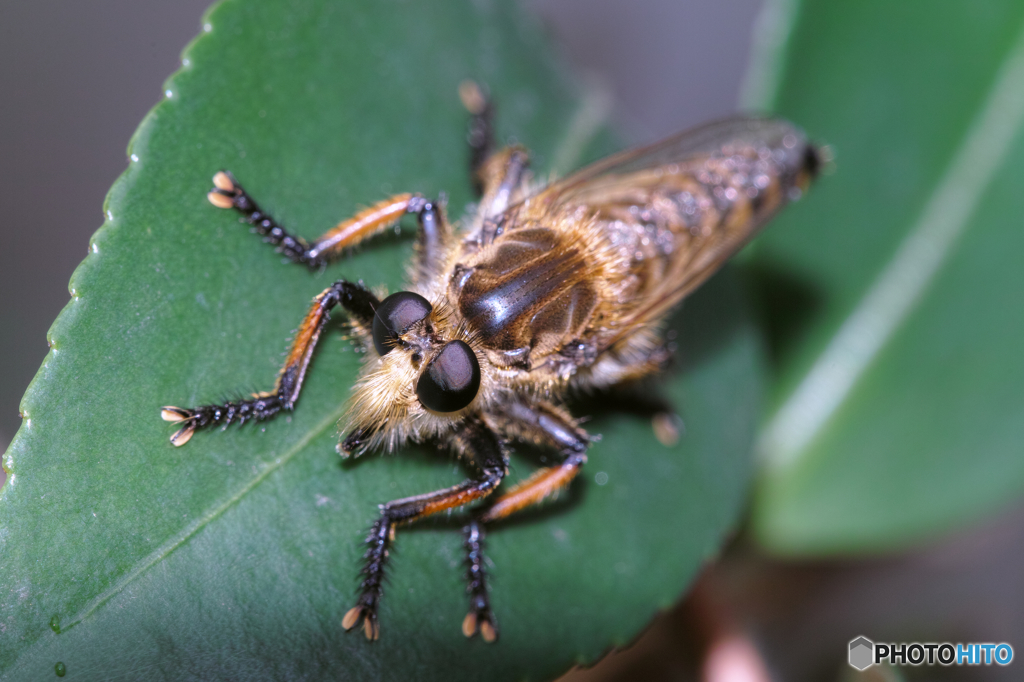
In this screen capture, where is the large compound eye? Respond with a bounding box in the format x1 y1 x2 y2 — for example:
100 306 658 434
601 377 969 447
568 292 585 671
372 291 433 356
416 340 480 412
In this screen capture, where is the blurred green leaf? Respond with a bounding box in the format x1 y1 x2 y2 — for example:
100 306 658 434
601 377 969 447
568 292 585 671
0 0 764 678
746 0 1024 553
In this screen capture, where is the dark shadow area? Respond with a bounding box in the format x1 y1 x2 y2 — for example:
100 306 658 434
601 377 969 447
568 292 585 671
337 436 450 475
670 266 758 377
741 259 824 370
571 380 673 424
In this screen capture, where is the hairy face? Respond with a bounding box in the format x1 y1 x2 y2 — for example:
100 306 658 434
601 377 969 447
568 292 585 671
341 293 488 456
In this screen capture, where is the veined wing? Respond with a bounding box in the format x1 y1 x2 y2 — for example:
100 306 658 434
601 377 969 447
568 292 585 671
534 117 822 350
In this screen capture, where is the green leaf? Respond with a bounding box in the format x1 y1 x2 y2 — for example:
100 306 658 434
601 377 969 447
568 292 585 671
745 0 1024 553
0 0 764 678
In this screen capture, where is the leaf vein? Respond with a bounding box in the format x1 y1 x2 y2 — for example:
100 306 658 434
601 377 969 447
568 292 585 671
63 404 347 629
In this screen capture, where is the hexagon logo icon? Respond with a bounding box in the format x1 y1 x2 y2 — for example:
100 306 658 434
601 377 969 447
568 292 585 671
849 636 874 671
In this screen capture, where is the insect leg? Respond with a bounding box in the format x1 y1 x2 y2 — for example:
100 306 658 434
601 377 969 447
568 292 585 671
476 147 530 226
457 80 531 220
459 80 495 196
409 195 453 285
207 171 433 268
480 400 589 523
457 401 589 642
161 279 379 446
585 331 674 388
344 416 506 641
460 518 495 642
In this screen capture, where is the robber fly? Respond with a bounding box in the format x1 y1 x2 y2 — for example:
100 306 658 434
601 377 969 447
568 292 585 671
162 81 822 643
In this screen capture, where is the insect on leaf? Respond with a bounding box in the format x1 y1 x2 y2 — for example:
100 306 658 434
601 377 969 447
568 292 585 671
0 0 764 678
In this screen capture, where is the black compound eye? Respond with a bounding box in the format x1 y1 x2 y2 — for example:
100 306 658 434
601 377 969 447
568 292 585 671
372 291 433 356
416 340 480 413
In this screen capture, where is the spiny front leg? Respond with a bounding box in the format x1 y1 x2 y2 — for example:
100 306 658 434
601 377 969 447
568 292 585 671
208 171 452 283
343 416 507 641
161 278 378 446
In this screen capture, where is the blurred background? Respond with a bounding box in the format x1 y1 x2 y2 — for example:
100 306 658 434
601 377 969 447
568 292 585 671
3 2 1022 681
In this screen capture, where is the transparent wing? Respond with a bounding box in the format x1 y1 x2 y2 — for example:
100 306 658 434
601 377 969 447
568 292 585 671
539 117 810 202
533 116 819 350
